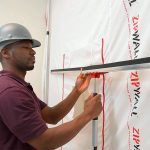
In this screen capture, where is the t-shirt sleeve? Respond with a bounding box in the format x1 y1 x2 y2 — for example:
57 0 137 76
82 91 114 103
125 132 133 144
0 87 48 143
38 99 47 110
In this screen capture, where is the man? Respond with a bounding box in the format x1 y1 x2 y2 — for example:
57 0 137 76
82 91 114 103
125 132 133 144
0 23 102 150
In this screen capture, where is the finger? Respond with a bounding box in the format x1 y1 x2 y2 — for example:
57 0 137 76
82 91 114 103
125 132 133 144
79 73 86 79
78 73 83 78
81 80 90 90
81 73 91 78
84 74 91 83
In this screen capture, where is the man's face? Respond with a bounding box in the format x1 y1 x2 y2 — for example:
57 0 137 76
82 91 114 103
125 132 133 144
8 40 36 71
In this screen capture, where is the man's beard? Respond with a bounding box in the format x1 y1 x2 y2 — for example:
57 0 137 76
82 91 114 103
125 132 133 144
17 63 34 72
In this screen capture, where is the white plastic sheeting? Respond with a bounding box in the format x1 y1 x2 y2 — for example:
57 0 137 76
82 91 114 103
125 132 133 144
45 0 150 149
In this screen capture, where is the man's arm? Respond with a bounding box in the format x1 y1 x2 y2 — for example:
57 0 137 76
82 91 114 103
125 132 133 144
41 87 81 124
27 94 102 150
41 73 91 124
28 111 91 150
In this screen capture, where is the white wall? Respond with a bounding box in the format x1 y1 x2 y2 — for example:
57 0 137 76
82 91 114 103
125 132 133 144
48 0 150 149
0 0 48 99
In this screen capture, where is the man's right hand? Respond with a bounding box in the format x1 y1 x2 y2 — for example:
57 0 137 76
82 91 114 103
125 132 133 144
83 94 102 120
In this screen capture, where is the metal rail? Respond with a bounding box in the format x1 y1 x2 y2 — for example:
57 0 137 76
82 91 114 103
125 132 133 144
51 57 150 73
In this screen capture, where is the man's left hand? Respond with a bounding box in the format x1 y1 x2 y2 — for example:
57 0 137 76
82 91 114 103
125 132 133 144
75 73 91 94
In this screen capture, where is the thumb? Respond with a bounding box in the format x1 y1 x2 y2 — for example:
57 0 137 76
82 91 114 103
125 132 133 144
87 93 94 100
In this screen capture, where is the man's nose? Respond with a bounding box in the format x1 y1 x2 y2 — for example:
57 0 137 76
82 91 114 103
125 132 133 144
31 49 36 55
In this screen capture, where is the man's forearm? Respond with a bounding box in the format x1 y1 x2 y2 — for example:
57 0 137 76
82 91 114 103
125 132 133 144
51 87 81 123
42 87 81 124
28 112 91 150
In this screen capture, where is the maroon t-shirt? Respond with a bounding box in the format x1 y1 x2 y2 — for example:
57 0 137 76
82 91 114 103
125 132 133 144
0 71 48 150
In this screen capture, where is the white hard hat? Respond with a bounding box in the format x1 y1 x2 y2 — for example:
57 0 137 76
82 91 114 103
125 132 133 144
0 23 41 51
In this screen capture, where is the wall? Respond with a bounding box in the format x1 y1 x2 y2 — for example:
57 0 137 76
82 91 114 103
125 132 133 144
0 0 47 99
48 0 150 149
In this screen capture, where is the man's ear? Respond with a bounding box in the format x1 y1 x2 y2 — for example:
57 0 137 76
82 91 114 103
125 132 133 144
0 48 11 59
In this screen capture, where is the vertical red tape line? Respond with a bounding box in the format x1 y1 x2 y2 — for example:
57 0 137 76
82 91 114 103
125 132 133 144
101 38 105 65
60 54 65 150
101 38 105 150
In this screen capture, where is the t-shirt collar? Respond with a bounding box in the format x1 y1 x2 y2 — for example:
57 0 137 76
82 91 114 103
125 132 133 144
0 70 31 88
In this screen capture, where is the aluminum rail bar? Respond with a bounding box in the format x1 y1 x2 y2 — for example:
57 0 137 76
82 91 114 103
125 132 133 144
51 57 150 73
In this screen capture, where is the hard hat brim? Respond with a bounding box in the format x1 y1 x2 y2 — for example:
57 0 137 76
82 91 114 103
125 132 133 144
31 39 41 48
0 39 41 51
